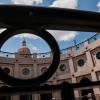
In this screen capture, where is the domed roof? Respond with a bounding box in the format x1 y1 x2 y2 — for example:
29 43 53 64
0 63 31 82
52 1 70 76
17 39 31 54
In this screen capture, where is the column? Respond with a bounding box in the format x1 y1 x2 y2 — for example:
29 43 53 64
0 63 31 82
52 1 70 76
14 63 20 78
32 56 39 100
68 58 80 98
33 62 38 78
12 95 19 100
84 41 94 67
33 53 38 78
34 94 40 100
52 91 61 100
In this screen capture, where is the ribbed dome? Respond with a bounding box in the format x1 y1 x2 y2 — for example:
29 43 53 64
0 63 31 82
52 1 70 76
17 39 31 54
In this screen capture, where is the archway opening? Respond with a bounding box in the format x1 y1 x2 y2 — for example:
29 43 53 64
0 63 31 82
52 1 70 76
40 84 52 100
80 77 95 100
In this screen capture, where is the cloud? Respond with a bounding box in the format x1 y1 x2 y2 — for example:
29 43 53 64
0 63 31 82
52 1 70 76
49 0 79 42
48 30 78 41
97 1 100 12
11 0 43 5
28 42 40 53
14 31 78 41
50 0 78 9
0 28 6 34
32 46 39 52
0 3 4 5
14 33 40 39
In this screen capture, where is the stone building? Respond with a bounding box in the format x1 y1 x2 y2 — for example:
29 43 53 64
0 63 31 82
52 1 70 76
0 34 100 100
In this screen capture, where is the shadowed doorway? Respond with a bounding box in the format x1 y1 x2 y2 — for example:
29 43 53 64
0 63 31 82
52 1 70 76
80 77 95 100
40 93 52 100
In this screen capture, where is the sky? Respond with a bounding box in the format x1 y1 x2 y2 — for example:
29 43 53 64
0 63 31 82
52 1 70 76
0 0 100 53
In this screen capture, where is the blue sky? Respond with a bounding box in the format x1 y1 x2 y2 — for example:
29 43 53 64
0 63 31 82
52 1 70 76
0 0 100 53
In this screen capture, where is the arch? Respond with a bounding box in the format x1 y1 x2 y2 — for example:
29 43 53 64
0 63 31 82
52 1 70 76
80 77 91 83
80 77 95 100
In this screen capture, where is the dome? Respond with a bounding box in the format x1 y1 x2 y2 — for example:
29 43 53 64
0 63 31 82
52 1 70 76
17 39 31 55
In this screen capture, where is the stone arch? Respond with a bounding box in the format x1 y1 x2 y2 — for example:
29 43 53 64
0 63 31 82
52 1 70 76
80 77 95 100
80 77 91 83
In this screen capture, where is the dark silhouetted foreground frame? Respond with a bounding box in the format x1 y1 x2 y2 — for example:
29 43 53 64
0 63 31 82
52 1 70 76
0 5 100 100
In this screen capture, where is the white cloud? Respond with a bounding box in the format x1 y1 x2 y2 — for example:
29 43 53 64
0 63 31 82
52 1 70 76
97 1 100 12
50 0 78 9
11 0 43 5
32 46 39 52
0 28 6 34
14 31 78 41
49 0 79 41
0 3 3 5
28 42 40 53
14 33 40 39
48 30 78 41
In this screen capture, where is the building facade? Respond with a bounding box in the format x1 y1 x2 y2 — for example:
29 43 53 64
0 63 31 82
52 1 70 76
0 34 100 100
